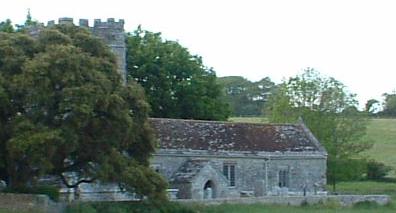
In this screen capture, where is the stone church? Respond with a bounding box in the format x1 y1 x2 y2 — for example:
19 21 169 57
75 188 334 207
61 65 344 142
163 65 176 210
150 118 327 199
32 18 327 200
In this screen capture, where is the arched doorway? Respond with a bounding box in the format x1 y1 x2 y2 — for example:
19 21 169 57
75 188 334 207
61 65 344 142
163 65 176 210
203 180 215 199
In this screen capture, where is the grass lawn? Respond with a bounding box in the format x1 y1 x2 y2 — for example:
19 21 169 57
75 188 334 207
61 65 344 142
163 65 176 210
364 119 396 176
66 197 396 213
329 181 396 200
193 203 396 213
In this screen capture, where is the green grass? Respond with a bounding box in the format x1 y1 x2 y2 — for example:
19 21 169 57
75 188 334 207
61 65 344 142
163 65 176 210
328 181 396 200
193 203 396 213
364 119 396 176
65 200 396 213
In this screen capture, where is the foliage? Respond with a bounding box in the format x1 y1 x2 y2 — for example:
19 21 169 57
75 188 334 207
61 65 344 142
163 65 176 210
365 99 380 115
381 92 396 117
66 202 195 213
0 19 14 33
218 76 275 116
266 68 372 185
126 27 229 120
0 24 166 200
328 158 367 182
2 185 60 201
15 10 39 32
366 160 392 180
352 201 380 209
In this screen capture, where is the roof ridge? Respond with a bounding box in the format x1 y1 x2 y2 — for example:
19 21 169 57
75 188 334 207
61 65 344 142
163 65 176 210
148 117 297 126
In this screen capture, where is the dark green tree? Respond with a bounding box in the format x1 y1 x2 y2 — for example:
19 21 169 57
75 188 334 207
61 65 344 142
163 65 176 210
382 92 396 117
0 25 166 200
0 19 14 33
266 68 371 191
365 99 380 115
126 27 229 120
218 76 275 116
15 9 40 32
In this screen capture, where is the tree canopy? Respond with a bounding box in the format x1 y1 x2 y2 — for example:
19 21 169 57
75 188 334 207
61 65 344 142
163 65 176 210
0 19 14 33
0 25 166 200
126 27 229 120
218 76 275 116
381 92 396 117
266 68 372 186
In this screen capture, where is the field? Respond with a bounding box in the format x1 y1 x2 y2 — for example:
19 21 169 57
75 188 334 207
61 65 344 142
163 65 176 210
364 119 396 176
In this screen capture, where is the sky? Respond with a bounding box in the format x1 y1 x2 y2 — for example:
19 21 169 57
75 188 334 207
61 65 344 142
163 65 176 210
2 0 396 108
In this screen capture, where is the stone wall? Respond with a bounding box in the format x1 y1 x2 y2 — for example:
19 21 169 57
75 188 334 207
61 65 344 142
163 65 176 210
177 195 391 206
91 18 126 81
0 193 64 213
152 150 327 199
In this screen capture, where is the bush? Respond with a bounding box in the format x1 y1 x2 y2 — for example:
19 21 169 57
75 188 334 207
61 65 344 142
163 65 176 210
66 203 97 213
158 202 195 213
353 200 379 209
2 185 60 201
328 158 367 182
66 201 196 213
367 160 392 180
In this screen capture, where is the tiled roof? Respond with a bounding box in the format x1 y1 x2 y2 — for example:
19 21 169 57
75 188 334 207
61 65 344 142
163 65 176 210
149 118 324 152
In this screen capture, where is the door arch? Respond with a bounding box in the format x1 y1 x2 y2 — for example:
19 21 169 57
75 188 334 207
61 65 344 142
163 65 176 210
203 180 216 199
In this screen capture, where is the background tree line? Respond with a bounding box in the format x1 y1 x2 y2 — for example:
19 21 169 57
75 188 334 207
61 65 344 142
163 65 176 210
366 92 396 117
217 76 275 117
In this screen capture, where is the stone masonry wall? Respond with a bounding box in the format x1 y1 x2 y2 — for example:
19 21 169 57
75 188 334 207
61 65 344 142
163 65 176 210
152 150 327 198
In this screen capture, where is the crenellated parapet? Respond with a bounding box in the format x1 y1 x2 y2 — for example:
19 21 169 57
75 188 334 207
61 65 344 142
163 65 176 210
93 18 125 31
43 17 127 81
46 18 125 29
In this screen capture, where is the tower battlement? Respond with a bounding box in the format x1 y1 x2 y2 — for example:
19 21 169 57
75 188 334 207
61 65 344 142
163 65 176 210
44 17 127 81
47 18 125 30
93 18 125 31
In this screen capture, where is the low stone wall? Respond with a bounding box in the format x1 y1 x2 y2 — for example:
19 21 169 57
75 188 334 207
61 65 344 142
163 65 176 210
0 193 64 213
177 195 391 206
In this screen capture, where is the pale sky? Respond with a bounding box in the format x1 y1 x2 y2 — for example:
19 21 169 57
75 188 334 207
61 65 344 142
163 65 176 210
2 0 396 108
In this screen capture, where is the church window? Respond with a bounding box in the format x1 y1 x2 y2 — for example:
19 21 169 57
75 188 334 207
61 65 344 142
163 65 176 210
278 170 289 187
223 163 236 186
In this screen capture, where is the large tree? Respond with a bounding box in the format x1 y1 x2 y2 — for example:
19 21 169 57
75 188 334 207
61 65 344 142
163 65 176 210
382 92 396 117
126 27 229 120
218 76 275 116
0 19 14 33
0 25 166 200
266 68 371 189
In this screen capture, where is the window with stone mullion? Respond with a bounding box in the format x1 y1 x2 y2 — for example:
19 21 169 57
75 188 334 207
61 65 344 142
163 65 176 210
223 164 236 187
278 170 289 187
